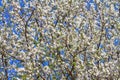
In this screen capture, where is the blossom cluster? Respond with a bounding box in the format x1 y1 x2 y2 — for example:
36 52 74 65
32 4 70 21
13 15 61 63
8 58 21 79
0 0 120 80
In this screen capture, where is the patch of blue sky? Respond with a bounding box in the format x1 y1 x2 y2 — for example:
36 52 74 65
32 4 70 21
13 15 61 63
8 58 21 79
105 3 109 8
9 58 24 68
96 15 101 22
89 0 94 3
42 61 49 67
93 3 98 11
105 28 112 39
7 21 13 27
79 54 84 61
8 78 12 80
34 34 38 41
12 25 21 37
18 9 25 16
12 24 18 35
107 33 112 39
17 63 24 68
26 13 32 20
8 5 13 11
27 2 30 8
104 26 108 31
96 17 101 25
19 0 25 8
53 20 58 25
3 8 10 19
114 3 119 11
0 67 4 72
0 20 3 26
9 58 20 65
86 2 91 11
84 23 89 31
7 68 17 77
88 0 98 11
86 1 97 11
75 27 80 33
2 10 12 26
60 49 65 56
0 0 3 6
20 49 28 52
114 38 120 46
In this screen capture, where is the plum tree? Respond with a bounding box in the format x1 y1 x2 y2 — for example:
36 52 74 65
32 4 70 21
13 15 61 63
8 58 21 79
0 0 120 80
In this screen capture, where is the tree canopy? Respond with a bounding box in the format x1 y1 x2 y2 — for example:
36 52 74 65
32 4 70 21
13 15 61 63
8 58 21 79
0 0 120 80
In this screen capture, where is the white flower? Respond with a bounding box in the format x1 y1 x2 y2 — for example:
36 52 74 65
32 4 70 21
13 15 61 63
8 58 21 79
110 4 115 12
75 17 82 25
15 78 21 80
43 66 50 73
96 0 100 4
17 67 25 72
101 51 106 56
92 45 96 52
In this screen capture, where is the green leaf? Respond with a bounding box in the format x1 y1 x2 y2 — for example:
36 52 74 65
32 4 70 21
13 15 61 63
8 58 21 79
49 64 54 69
116 23 120 30
52 53 55 58
80 33 84 39
12 77 17 80
80 65 84 69
33 40 38 46
72 62 76 66
22 74 27 80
